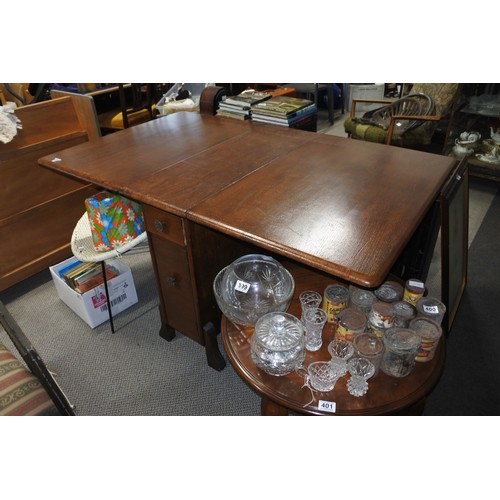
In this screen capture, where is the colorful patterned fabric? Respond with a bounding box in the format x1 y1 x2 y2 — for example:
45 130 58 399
0 342 58 416
85 191 145 252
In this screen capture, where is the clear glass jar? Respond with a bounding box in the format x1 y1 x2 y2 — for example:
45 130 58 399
353 332 384 376
415 296 446 325
381 327 421 378
374 281 404 303
251 312 305 376
349 288 377 315
409 316 443 362
368 301 396 329
392 300 417 328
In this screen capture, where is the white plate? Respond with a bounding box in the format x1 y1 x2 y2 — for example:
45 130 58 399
476 154 500 165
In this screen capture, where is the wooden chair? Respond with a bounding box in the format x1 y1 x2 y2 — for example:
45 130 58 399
98 83 155 131
344 83 462 153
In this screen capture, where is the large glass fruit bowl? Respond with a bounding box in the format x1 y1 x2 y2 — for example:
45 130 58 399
213 254 295 327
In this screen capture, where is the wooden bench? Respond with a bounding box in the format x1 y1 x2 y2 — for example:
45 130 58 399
0 97 98 291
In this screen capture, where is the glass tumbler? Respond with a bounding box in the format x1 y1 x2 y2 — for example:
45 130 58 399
303 307 328 351
299 290 323 324
327 339 354 376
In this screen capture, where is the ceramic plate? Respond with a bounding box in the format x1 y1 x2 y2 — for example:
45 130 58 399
476 154 500 165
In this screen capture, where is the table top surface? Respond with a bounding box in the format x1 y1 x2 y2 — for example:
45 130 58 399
221 260 445 416
39 112 458 287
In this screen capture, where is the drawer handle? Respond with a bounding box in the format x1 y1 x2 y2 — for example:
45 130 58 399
166 275 177 287
154 219 165 232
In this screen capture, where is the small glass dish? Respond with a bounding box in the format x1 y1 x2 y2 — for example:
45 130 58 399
251 312 305 376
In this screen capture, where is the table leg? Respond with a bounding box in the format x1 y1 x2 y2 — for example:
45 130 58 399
158 305 176 341
203 322 226 372
261 397 288 416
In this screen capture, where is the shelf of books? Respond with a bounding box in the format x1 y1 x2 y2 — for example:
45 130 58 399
216 89 317 132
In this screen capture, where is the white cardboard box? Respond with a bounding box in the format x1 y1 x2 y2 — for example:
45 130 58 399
348 84 385 113
50 256 138 328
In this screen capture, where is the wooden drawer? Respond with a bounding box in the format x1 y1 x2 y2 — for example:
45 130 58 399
149 233 201 343
142 204 185 246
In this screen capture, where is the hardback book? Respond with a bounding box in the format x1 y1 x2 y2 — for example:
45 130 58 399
216 110 251 120
223 89 272 108
76 267 119 294
63 261 99 288
252 106 316 125
252 96 314 116
252 103 316 119
218 102 251 115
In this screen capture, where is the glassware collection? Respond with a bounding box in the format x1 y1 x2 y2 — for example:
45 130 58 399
214 254 445 401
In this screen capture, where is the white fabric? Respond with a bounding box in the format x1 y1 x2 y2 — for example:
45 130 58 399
71 213 148 263
0 105 22 144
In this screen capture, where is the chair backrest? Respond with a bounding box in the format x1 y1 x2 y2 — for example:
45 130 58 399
118 83 154 128
403 83 461 148
409 83 460 117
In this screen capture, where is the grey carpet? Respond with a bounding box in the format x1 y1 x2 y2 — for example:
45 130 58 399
0 251 260 415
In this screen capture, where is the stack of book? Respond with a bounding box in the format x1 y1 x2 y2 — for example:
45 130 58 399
59 260 118 294
251 96 317 127
216 89 272 120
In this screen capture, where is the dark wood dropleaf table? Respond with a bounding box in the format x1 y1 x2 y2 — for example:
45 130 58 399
221 261 445 416
39 112 456 373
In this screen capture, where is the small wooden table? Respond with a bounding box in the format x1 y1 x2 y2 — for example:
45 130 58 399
222 260 445 416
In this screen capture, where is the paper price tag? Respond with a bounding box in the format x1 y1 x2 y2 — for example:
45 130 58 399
423 305 440 314
318 400 336 413
234 280 251 293
408 280 424 288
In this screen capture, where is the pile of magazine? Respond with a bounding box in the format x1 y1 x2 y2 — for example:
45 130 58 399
59 260 118 294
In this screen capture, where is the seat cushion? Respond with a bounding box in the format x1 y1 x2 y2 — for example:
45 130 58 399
344 117 433 148
0 341 59 416
98 105 155 130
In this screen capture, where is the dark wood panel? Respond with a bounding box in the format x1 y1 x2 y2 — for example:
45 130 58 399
0 186 97 291
1 135 89 220
0 97 96 291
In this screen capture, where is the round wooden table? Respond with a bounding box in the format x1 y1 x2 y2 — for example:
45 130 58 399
221 261 446 416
